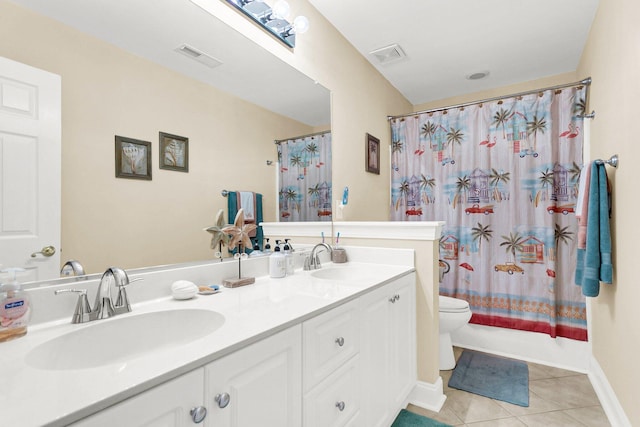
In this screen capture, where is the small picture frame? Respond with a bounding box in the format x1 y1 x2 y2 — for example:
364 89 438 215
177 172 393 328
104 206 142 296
366 133 380 174
115 135 152 180
159 132 189 172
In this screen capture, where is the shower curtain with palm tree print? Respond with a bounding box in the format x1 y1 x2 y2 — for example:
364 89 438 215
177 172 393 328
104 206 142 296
390 86 588 340
278 131 332 221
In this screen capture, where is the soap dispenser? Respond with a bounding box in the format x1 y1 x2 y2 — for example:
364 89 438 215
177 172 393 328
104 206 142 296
283 239 295 275
264 238 272 254
269 243 286 278
0 268 30 343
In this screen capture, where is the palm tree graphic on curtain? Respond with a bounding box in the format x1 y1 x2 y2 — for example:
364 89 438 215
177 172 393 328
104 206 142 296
453 175 471 208
420 174 436 204
492 107 513 139
527 114 547 151
472 223 493 255
500 232 525 263
489 169 511 201
446 127 464 157
308 184 320 208
422 122 437 150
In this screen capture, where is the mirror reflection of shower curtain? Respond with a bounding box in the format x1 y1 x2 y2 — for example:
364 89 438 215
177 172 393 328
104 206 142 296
277 131 332 221
390 85 588 341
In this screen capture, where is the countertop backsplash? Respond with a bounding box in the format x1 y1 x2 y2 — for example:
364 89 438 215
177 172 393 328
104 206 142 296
26 245 413 327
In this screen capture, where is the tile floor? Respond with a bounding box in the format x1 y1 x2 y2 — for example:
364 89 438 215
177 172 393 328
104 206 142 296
407 347 611 427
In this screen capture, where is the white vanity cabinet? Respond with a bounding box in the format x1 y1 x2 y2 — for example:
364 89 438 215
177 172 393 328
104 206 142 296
204 325 302 427
70 368 206 427
66 272 416 427
359 273 417 427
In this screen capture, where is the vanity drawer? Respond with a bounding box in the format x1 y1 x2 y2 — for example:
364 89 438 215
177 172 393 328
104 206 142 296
303 354 361 427
302 299 359 391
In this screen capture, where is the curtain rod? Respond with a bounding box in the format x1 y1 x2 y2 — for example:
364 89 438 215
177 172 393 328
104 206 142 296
387 77 592 121
274 129 331 145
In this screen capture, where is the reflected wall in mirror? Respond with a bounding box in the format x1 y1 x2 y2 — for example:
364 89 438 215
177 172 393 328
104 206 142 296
0 0 330 284
276 130 332 222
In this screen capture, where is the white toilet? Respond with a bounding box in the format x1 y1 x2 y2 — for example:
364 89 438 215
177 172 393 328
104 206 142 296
438 295 472 370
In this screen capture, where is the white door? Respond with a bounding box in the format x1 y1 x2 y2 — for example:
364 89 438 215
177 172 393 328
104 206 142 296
0 56 61 282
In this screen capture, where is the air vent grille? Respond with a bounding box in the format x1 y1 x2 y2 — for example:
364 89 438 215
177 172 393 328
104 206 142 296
369 44 407 64
175 44 223 69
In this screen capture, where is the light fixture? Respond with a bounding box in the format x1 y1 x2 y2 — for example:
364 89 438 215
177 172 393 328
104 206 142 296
271 0 290 19
225 0 309 48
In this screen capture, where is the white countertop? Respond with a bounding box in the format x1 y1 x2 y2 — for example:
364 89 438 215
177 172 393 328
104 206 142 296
0 254 413 427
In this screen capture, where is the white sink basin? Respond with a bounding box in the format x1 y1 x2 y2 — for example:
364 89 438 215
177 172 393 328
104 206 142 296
26 309 225 370
310 265 379 282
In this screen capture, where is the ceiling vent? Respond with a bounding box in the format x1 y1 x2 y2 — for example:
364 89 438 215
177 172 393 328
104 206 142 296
175 44 223 69
369 44 407 65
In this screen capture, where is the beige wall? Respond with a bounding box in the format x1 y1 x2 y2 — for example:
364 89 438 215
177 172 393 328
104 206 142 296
577 0 639 424
0 1 314 274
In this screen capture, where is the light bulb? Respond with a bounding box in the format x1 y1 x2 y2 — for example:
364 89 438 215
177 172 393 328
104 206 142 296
292 15 309 34
271 0 290 19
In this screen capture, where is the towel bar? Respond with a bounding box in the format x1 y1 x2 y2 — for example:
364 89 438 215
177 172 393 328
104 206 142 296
595 154 618 168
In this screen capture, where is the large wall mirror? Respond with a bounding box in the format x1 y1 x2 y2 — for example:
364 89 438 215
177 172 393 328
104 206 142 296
2 0 330 286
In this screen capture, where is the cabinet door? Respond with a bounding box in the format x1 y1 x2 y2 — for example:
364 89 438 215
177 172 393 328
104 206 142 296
205 325 302 427
70 368 205 427
389 274 417 408
358 285 393 427
359 273 417 427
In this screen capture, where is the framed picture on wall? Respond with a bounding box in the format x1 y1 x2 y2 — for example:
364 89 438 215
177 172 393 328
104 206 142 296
366 133 380 174
115 135 152 180
159 132 189 172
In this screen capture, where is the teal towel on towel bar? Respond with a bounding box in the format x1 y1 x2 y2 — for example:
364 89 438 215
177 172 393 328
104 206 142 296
227 191 264 252
576 162 612 296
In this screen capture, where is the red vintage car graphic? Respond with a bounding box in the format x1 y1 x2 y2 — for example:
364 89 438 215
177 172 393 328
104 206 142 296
546 268 556 278
317 209 332 217
465 204 494 215
281 212 290 218
405 207 423 216
547 205 575 215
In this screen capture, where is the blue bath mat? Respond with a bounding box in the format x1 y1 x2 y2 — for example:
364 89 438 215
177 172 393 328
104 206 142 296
448 350 529 407
391 409 453 427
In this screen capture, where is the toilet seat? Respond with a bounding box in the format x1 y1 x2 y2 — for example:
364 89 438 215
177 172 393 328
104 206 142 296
439 295 470 313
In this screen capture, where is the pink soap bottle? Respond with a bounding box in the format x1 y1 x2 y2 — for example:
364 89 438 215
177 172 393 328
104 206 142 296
0 268 31 343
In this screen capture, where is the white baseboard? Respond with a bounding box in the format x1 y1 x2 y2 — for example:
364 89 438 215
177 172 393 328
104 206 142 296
588 356 632 427
407 377 446 412
452 323 591 372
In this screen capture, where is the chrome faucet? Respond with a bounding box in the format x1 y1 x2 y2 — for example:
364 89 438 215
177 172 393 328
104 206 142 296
304 243 333 270
55 266 141 324
90 267 136 320
60 260 85 277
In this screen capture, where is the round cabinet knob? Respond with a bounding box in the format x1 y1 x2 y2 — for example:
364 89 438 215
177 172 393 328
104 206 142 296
395 294 401 301
335 337 345 347
335 401 346 411
215 392 231 408
190 406 207 424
